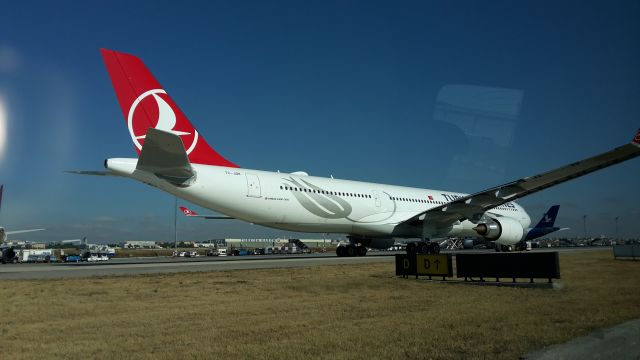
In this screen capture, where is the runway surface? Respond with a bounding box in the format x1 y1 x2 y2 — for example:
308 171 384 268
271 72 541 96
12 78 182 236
0 247 607 280
0 253 395 279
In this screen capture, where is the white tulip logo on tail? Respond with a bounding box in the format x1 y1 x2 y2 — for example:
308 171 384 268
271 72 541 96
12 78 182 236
127 89 199 154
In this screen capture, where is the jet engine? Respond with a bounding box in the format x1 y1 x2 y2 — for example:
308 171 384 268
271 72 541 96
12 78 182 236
473 217 524 245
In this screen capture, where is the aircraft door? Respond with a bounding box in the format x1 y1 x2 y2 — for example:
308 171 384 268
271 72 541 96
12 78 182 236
371 190 381 207
245 173 262 198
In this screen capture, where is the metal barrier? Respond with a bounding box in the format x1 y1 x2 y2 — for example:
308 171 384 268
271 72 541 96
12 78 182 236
456 252 560 283
396 252 561 283
613 245 639 260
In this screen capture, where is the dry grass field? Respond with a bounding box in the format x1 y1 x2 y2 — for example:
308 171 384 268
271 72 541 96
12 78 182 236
1 249 638 359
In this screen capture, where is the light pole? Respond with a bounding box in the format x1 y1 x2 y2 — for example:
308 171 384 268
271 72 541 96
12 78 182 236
583 215 587 239
174 196 178 252
615 216 619 240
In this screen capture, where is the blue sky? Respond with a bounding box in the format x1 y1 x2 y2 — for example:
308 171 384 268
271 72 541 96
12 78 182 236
0 1 638 243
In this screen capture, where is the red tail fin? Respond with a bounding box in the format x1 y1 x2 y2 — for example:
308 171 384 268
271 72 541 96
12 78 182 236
100 49 238 168
179 206 198 216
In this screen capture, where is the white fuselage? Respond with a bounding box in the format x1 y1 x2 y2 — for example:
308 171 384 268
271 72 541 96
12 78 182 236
107 158 531 246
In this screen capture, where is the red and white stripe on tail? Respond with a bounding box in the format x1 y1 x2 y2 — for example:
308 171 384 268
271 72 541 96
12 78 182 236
101 49 238 168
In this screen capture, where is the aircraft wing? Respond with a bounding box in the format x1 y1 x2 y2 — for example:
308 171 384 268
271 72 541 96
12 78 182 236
6 229 45 235
401 129 640 228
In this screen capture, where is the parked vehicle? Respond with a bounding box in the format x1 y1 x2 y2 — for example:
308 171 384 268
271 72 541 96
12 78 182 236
20 249 55 263
27 254 50 263
1 247 19 264
64 255 82 262
206 248 227 256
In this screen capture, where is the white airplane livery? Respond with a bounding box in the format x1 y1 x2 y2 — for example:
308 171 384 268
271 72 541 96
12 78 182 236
72 49 640 257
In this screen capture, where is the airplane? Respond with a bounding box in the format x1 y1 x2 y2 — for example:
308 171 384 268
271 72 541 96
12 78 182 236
179 206 233 220
463 205 567 250
70 49 640 257
0 185 45 246
493 205 568 251
522 205 568 242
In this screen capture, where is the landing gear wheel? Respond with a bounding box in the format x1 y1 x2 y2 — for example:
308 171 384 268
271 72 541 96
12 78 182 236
336 246 347 257
357 246 368 257
406 242 417 255
346 245 356 257
429 242 440 254
417 242 429 254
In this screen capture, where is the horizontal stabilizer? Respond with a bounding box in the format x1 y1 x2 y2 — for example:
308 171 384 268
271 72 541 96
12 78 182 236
137 128 195 185
65 170 113 176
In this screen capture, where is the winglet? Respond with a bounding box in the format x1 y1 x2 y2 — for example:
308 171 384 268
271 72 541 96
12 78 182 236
633 128 640 146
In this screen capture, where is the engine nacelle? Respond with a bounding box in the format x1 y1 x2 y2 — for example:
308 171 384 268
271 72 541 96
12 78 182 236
473 217 524 245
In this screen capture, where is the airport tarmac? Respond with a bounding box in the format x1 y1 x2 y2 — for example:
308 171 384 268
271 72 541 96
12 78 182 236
0 247 607 280
0 252 395 279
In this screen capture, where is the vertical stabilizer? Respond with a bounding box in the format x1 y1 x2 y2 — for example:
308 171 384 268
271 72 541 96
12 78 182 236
533 205 560 229
100 49 238 168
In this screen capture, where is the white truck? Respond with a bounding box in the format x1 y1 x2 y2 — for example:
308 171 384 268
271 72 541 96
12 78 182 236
21 249 55 263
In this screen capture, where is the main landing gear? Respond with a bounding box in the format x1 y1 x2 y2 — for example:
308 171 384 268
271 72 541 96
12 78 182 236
406 241 440 255
336 244 368 257
495 244 513 252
